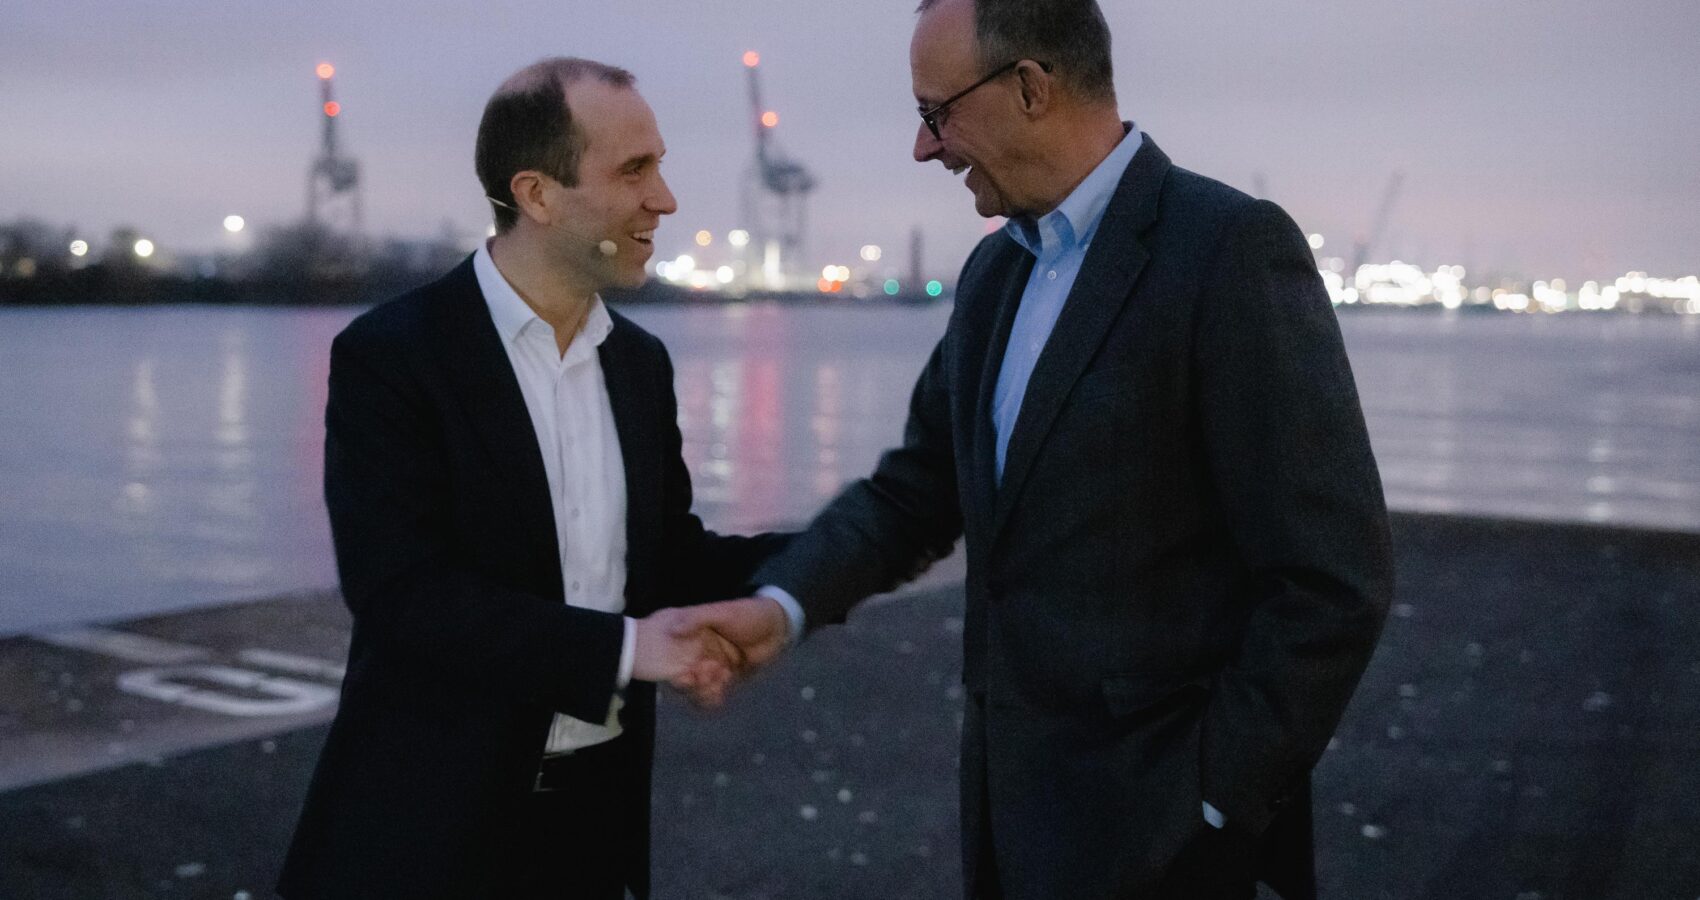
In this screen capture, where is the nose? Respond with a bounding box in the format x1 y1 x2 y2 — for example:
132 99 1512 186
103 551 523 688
647 172 678 216
913 121 942 163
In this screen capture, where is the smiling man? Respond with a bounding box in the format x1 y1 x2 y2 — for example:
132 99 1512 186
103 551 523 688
679 0 1394 897
277 58 784 900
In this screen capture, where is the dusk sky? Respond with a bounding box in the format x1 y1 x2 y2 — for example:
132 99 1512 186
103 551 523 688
2 0 1695 282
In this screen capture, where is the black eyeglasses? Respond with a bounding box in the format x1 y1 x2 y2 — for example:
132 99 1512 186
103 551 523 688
917 59 1052 141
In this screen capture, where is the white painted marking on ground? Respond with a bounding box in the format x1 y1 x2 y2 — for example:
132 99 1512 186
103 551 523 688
237 648 346 681
31 627 210 665
116 666 339 717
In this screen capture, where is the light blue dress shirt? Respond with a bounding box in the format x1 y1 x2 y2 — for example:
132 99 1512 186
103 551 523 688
992 124 1142 481
762 123 1224 829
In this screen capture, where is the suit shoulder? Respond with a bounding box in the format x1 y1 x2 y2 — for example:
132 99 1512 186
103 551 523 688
1161 168 1305 253
335 289 428 355
1162 166 1260 225
334 263 468 353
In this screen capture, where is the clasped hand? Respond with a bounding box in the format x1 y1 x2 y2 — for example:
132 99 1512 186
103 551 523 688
630 597 789 709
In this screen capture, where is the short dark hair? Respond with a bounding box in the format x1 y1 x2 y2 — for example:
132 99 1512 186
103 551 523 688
917 0 1115 103
475 57 636 232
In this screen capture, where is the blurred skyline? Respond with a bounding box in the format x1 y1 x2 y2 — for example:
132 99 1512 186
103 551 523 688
2 0 1696 282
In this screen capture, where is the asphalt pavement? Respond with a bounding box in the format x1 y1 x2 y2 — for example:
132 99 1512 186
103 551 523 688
2 512 1697 899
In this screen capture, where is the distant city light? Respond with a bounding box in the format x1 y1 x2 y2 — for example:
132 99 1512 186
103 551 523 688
316 63 335 80
821 265 838 281
1307 233 1326 251
859 244 882 262
743 51 760 68
926 280 944 297
694 230 713 247
133 239 155 259
728 229 750 248
716 265 734 284
761 111 779 128
673 254 696 273
323 101 341 118
223 215 246 233
69 240 88 257
884 279 900 295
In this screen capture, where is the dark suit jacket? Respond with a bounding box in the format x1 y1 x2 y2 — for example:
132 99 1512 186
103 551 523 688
278 258 782 900
754 136 1394 899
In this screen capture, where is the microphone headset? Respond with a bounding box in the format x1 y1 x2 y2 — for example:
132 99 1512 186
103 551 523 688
486 196 618 257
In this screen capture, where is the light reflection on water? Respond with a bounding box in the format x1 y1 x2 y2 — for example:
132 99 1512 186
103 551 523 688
0 303 1696 634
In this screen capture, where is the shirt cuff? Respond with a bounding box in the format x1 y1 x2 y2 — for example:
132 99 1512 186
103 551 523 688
616 616 636 690
1202 800 1225 829
756 585 806 646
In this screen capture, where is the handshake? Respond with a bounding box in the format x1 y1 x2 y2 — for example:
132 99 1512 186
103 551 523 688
629 596 791 709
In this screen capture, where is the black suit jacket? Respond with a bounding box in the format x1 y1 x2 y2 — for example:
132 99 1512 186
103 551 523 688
755 136 1394 899
278 258 782 900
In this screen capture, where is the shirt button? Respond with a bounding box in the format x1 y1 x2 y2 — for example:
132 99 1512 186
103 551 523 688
1047 270 1057 280
570 580 581 592
569 508 581 520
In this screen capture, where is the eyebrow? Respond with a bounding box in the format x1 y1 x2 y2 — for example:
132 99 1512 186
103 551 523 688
618 150 663 171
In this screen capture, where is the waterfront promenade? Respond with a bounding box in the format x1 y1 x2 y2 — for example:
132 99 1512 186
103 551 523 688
2 513 1697 899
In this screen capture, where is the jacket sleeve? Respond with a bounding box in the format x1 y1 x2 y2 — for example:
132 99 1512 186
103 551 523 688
323 323 625 724
1192 199 1395 835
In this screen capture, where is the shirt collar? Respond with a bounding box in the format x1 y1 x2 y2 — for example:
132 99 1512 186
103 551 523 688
474 241 614 355
1005 122 1143 260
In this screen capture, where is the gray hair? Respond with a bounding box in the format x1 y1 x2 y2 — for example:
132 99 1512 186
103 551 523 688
917 0 1116 103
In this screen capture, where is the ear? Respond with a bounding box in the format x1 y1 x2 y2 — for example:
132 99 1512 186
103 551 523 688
508 170 552 226
1014 60 1053 118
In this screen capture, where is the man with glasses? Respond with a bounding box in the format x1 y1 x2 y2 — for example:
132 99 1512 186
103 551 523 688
681 0 1392 897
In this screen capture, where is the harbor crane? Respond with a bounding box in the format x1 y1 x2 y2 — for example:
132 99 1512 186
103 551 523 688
739 51 817 288
307 62 363 234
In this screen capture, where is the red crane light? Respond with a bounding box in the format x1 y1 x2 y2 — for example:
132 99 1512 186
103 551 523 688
323 101 341 118
743 51 760 68
316 63 335 80
761 111 779 128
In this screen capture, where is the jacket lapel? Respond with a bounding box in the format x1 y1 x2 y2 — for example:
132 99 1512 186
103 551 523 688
963 240 1034 550
986 137 1172 544
597 316 660 610
430 257 562 599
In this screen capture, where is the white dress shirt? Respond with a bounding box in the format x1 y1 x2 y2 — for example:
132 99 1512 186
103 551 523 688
474 243 637 754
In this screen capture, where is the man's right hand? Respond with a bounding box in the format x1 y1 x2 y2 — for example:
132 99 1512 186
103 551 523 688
665 596 792 708
631 607 742 688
